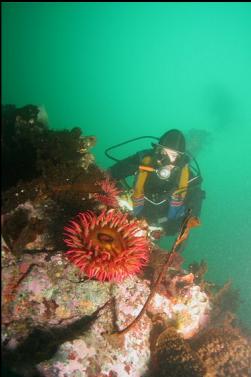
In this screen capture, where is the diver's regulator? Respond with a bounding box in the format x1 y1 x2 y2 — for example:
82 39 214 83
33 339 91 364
156 165 175 180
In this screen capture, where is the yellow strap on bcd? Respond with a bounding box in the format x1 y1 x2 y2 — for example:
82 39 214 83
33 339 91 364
132 156 152 200
133 157 189 201
173 164 189 199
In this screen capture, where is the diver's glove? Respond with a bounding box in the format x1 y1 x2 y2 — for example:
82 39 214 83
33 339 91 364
148 226 165 241
167 195 186 220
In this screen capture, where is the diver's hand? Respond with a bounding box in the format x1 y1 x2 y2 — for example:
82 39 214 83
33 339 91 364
148 226 165 240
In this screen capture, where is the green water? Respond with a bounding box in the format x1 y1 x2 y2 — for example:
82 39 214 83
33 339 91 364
2 2 251 327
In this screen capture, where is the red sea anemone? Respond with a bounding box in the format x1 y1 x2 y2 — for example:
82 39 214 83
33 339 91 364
92 178 121 207
64 209 150 282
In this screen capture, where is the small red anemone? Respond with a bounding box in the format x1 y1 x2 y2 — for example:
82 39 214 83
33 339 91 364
92 177 121 207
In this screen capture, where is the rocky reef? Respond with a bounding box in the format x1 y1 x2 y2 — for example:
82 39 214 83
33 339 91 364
2 105 251 377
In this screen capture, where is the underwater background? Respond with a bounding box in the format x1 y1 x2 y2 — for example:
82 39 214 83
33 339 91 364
2 1 251 328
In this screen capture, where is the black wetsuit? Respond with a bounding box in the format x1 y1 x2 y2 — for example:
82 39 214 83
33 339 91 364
108 149 205 236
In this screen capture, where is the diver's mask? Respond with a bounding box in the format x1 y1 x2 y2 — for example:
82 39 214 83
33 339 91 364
155 144 183 163
154 145 184 180
138 145 186 180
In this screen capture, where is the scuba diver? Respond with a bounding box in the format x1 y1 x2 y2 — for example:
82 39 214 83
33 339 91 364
106 129 205 240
